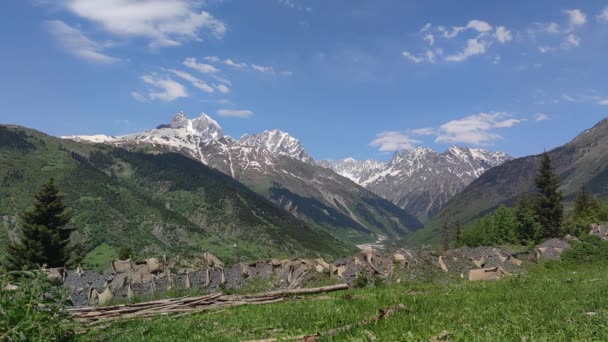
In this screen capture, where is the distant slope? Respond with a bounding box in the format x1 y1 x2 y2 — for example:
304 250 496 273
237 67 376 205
0 125 353 262
408 118 608 246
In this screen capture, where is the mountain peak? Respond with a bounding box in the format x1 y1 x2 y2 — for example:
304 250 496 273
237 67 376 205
239 129 313 163
170 111 188 128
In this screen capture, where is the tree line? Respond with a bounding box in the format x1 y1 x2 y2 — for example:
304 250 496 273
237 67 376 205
444 153 608 248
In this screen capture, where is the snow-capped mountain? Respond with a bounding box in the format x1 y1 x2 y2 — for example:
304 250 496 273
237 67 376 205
239 129 313 164
62 112 422 242
318 146 511 220
317 158 384 184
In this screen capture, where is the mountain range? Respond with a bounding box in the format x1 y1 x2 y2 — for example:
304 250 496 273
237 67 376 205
3 114 606 257
63 112 423 245
0 125 354 263
318 146 511 220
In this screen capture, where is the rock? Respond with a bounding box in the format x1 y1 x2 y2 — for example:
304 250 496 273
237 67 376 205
438 256 448 273
535 239 571 260
468 266 508 281
589 223 608 240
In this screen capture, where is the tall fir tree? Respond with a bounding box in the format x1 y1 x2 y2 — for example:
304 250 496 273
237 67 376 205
514 194 542 243
534 153 563 238
454 220 461 245
573 185 599 219
440 222 450 251
5 178 73 270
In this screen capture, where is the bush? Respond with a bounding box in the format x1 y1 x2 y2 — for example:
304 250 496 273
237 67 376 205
561 235 608 264
118 246 133 260
0 269 74 341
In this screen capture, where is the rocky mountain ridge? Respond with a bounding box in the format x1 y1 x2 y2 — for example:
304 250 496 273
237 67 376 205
319 146 512 220
62 112 423 244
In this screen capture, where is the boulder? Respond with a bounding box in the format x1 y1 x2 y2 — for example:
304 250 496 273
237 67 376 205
590 223 608 241
468 266 508 281
111 259 133 274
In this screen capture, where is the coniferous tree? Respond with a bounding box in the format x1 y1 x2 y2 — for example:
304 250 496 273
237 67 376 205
440 222 450 251
534 153 563 238
514 194 542 244
573 185 599 219
454 221 462 245
5 179 73 270
493 205 518 244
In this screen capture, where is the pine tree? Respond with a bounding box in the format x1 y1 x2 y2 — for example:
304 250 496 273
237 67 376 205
534 153 563 238
454 221 462 245
5 179 73 270
440 222 450 251
493 205 518 244
514 194 542 243
573 185 599 219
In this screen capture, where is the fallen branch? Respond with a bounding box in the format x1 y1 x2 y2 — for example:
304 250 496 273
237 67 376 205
70 284 349 325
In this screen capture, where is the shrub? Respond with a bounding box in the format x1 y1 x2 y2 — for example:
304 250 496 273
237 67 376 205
561 235 608 264
0 269 74 341
118 246 133 260
353 272 370 288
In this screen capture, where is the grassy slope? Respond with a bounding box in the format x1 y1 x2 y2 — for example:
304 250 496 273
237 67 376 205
0 126 353 263
82 262 608 341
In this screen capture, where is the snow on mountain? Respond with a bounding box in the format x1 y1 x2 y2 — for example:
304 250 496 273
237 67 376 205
239 129 313 164
61 112 422 241
317 158 384 184
61 134 120 143
319 146 512 220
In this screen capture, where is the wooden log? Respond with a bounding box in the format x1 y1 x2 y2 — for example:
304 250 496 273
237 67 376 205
71 284 348 324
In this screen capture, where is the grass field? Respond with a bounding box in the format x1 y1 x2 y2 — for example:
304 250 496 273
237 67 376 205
80 262 608 341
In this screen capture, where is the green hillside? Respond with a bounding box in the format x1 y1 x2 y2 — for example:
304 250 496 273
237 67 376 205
0 125 353 265
409 118 608 246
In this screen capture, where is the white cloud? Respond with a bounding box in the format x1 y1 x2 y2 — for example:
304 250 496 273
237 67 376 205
141 74 188 102
130 91 148 103
402 51 424 64
223 58 248 69
217 109 253 118
564 9 587 29
425 50 436 63
370 131 420 152
467 20 493 33
424 34 435 46
168 69 214 93
280 71 294 77
45 20 118 64
251 64 276 74
443 20 493 39
445 38 488 62
495 26 512 43
544 22 561 33
420 23 432 33
183 57 219 74
204 56 221 63
538 46 556 54
56 0 226 47
535 113 550 122
435 112 523 145
277 0 311 12
409 127 435 136
561 34 581 49
215 84 230 94
599 7 608 22
598 99 608 105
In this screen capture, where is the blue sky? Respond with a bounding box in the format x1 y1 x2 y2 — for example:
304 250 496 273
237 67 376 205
1 0 607 161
